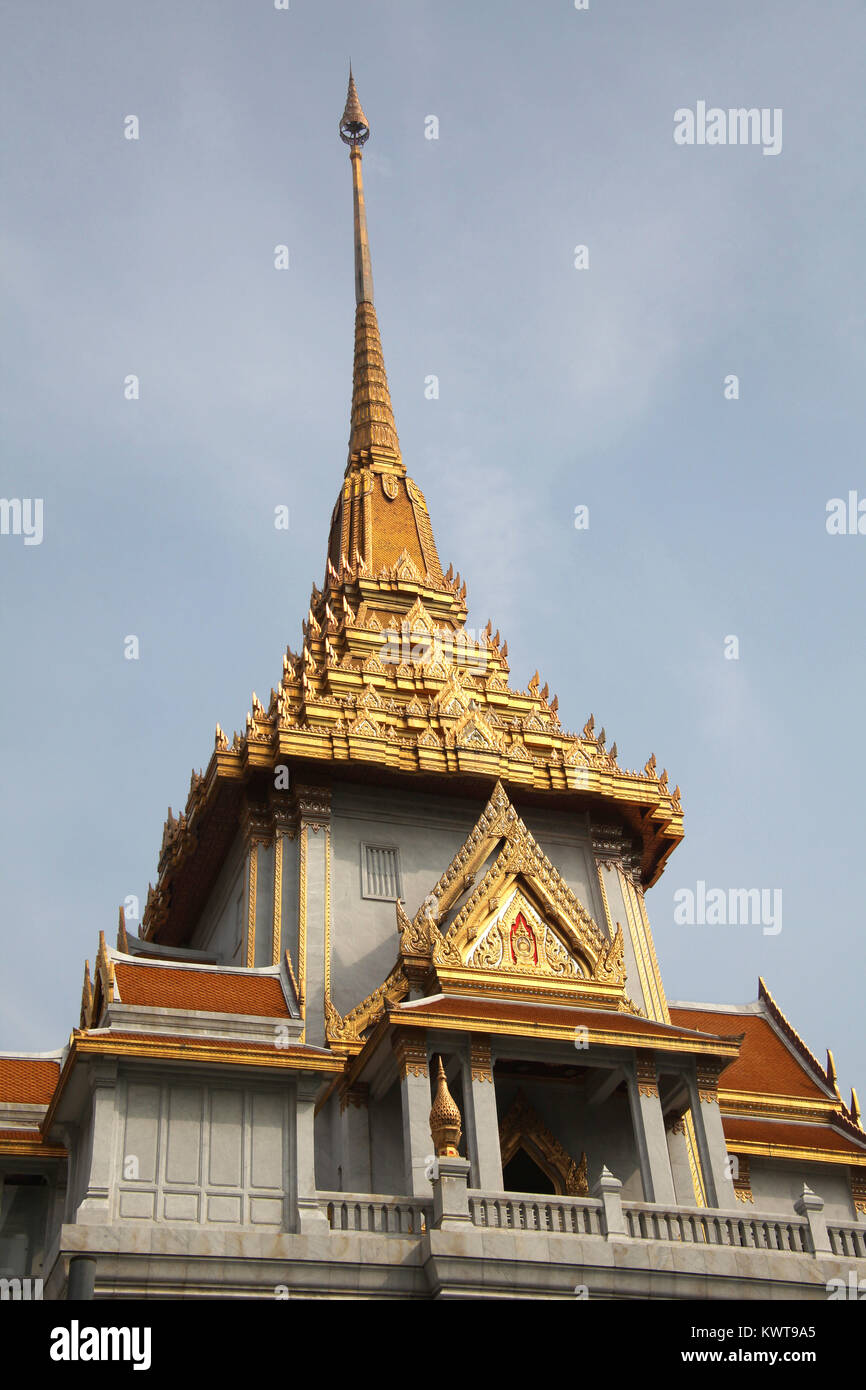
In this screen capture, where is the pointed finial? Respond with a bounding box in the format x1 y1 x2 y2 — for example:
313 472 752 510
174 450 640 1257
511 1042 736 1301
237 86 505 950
339 64 370 146
851 1088 862 1127
429 1055 462 1157
117 905 128 953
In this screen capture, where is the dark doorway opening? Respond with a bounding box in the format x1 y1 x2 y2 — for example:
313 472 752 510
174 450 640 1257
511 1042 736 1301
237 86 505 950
502 1146 556 1195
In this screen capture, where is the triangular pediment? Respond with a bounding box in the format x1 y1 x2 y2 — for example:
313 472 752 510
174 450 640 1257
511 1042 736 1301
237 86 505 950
398 781 629 1006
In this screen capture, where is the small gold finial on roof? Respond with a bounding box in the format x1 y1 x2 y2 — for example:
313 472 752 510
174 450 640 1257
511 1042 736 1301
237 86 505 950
117 904 129 953
339 64 370 146
430 1055 462 1157
851 1087 862 1128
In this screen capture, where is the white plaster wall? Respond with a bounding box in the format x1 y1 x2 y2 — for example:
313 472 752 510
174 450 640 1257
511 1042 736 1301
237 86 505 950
329 784 476 1016
111 1069 291 1228
748 1157 855 1221
368 1082 405 1195
190 832 247 963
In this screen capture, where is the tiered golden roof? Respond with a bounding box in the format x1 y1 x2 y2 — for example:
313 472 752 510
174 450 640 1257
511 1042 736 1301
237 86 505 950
140 72 684 943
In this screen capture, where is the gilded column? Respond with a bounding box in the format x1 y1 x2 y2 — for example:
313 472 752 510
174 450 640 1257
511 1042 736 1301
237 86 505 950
295 784 331 1047
246 845 258 969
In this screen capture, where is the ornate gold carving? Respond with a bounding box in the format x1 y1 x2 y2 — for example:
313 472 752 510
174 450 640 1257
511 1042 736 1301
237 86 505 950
298 825 307 1012
732 1153 754 1204
295 783 331 831
635 1054 659 1098
697 1063 721 1104
393 1034 428 1080
80 960 93 1030
430 1056 462 1156
325 962 409 1047
339 1081 370 1113
499 1092 588 1197
246 844 258 968
272 833 283 967
851 1169 866 1215
470 1038 493 1083
324 826 332 1002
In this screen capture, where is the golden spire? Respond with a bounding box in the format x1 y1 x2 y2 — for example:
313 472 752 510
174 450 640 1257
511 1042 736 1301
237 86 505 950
338 67 401 466
429 1055 462 1157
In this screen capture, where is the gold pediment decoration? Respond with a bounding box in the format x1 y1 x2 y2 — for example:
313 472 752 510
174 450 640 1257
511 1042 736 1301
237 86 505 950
500 1092 588 1197
399 781 628 1006
324 962 409 1055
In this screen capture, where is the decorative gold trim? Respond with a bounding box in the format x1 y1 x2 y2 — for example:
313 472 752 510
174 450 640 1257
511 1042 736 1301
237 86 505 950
246 843 258 968
470 1037 493 1083
720 1091 842 1122
684 1112 708 1207
324 826 332 1002
298 825 307 1016
0 1138 66 1159
383 1006 741 1058
635 1054 658 1098
393 1035 428 1080
732 1153 754 1204
325 962 409 1049
272 834 283 967
727 1139 866 1168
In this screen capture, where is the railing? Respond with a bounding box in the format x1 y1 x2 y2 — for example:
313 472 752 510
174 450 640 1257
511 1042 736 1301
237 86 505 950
623 1202 810 1252
318 1191 863 1257
321 1193 431 1235
827 1222 866 1259
468 1193 604 1235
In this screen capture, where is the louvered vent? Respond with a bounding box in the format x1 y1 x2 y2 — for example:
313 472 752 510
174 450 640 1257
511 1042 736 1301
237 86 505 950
361 843 402 901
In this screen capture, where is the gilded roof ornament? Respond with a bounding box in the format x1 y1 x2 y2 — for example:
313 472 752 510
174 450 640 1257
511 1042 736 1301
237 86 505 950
339 65 370 146
430 1056 462 1156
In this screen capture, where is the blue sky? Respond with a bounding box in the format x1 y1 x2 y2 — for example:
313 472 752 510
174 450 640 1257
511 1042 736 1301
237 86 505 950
1 1 864 1099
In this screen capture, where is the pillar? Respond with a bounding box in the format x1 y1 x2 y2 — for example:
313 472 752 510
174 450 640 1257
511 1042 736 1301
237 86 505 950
626 1055 676 1205
76 1060 118 1225
294 1074 328 1232
463 1037 502 1191
339 1083 372 1193
394 1035 432 1197
687 1065 737 1209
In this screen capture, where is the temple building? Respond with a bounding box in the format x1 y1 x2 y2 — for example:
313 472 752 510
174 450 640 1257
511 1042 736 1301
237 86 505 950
1 73 864 1300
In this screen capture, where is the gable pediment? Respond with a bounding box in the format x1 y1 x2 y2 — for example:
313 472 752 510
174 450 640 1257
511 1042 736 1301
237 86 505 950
398 781 631 1007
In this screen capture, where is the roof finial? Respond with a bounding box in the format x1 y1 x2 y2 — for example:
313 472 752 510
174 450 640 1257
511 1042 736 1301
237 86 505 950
336 68 401 462
339 64 370 147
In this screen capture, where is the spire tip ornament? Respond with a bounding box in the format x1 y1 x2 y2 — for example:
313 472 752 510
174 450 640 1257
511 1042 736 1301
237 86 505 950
339 64 370 146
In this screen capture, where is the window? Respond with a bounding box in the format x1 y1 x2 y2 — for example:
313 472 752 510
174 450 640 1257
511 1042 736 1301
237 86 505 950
361 843 402 901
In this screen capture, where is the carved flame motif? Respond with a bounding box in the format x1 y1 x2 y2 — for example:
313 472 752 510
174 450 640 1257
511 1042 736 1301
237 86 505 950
467 893 584 980
509 911 538 966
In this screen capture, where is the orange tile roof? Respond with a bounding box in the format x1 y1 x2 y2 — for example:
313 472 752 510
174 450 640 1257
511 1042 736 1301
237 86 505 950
723 1116 866 1160
669 1007 829 1101
0 1056 61 1105
114 963 290 1017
